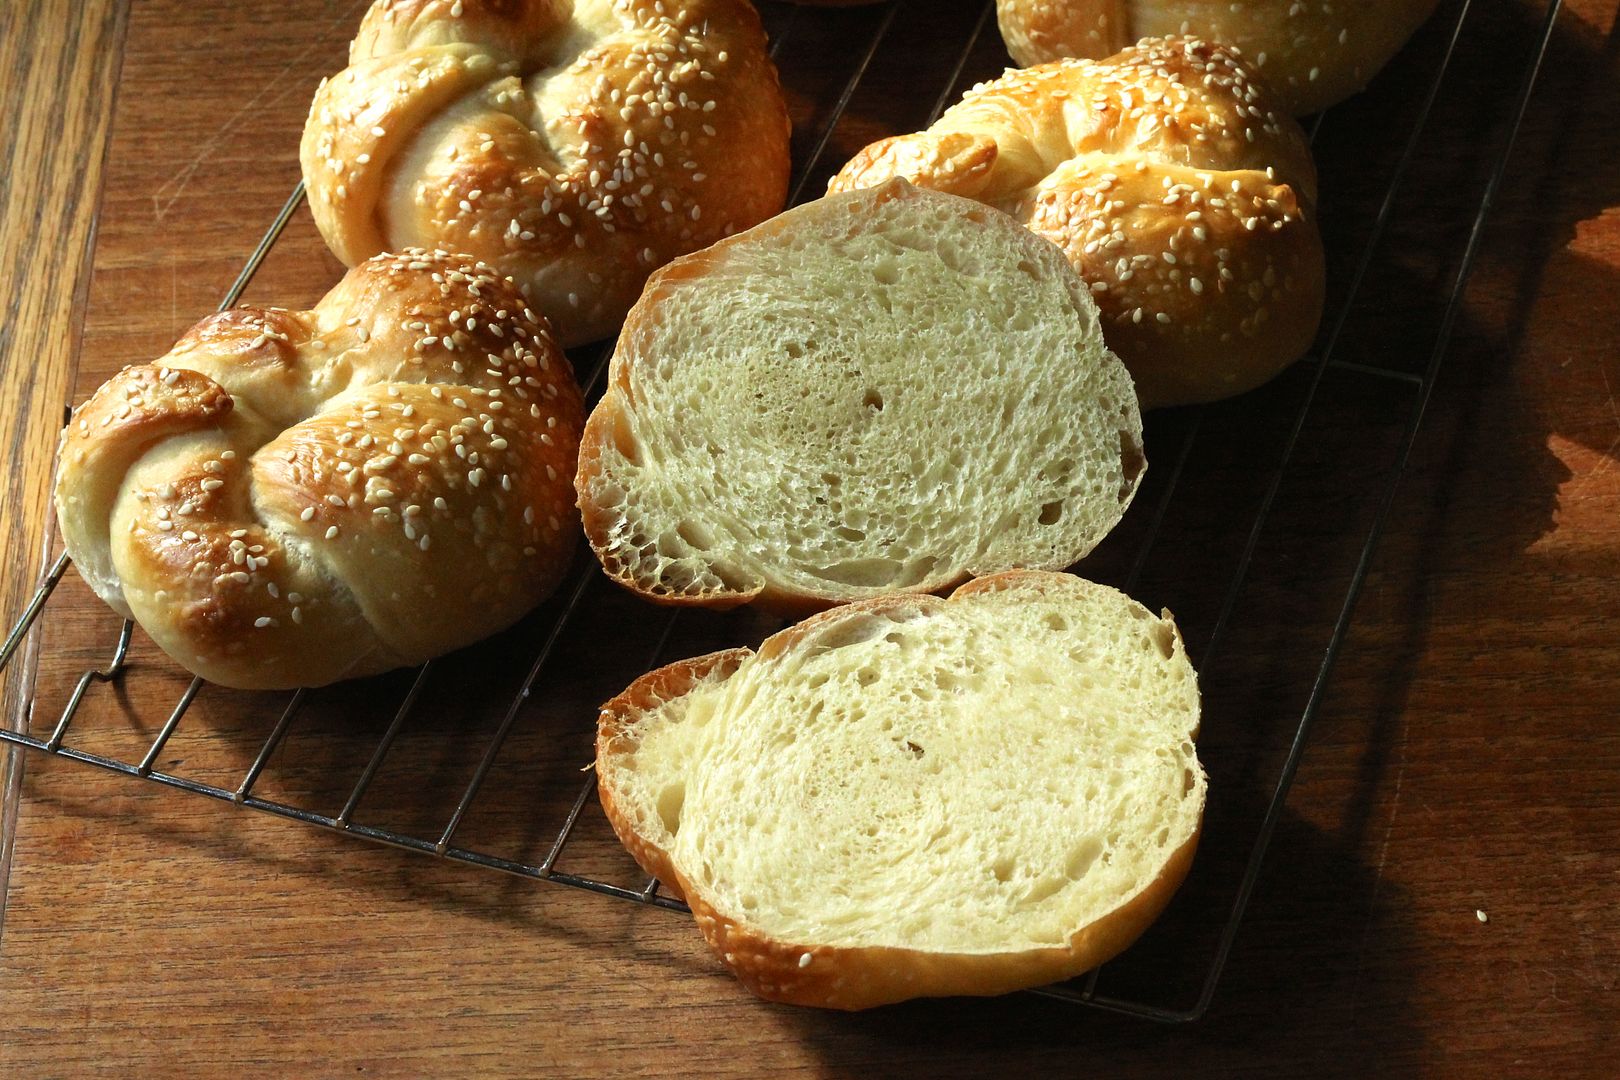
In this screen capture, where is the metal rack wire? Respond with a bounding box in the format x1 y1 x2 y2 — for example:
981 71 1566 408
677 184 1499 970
0 0 1562 1022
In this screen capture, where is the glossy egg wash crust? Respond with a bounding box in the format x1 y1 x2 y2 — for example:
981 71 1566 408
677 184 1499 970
996 0 1441 116
830 37 1325 408
302 0 792 347
55 250 584 690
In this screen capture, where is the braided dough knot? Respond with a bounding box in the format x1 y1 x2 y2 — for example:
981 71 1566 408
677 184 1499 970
301 0 791 346
996 0 1440 116
830 38 1325 407
56 251 584 689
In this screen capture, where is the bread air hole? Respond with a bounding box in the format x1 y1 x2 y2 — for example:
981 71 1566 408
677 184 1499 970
1065 837 1103 881
807 556 902 588
675 519 714 550
656 782 685 838
609 407 642 465
1038 500 1064 526
1150 621 1176 660
861 388 884 412
1024 876 1065 905
992 857 1017 883
1119 431 1146 498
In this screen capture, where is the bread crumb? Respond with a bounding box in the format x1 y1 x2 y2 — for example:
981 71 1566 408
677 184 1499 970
1476 909 1489 923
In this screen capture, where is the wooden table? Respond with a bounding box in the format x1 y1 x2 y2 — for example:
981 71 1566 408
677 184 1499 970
2 0 1616 1074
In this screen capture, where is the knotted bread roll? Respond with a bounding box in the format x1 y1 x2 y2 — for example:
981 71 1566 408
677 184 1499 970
997 0 1439 116
829 38 1324 407
301 0 791 348
56 251 584 690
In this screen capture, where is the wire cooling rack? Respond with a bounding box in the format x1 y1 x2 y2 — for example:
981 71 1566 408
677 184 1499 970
0 0 1562 1022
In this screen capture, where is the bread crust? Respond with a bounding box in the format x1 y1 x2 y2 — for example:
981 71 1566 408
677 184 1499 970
55 250 584 689
595 570 1204 1009
995 0 1440 116
829 38 1325 408
596 646 752 897
301 0 791 347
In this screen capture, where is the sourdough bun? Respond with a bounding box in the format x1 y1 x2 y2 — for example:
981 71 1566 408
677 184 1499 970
996 0 1440 116
596 570 1205 1009
55 250 583 690
301 0 790 347
575 180 1145 611
829 38 1324 408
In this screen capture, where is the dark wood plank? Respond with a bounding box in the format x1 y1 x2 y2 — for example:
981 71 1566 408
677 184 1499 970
0 0 129 921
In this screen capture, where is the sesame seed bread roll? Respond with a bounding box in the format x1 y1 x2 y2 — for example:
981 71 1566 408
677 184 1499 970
55 251 583 690
596 570 1206 1010
301 0 791 348
829 38 1324 409
575 180 1145 612
997 0 1439 116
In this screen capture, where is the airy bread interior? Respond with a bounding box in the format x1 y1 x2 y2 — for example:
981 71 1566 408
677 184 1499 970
578 181 1144 608
599 572 1204 972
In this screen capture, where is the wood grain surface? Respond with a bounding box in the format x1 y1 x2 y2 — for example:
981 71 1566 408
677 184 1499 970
1 0 1617 1076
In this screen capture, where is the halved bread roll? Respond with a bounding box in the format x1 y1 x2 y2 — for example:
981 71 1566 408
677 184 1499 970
596 570 1205 1009
576 180 1145 611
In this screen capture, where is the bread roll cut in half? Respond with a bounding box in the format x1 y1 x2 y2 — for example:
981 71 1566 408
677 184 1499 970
55 250 584 690
996 0 1440 116
576 180 1145 611
596 570 1205 1009
829 38 1324 408
301 0 790 347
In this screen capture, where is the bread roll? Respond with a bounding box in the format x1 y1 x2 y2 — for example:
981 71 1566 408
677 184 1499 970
597 570 1206 1009
997 0 1440 116
575 180 1144 612
301 0 791 348
829 38 1324 408
55 251 583 690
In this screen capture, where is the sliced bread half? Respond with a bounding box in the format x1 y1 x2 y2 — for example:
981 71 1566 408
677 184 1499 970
575 180 1145 611
596 570 1204 1009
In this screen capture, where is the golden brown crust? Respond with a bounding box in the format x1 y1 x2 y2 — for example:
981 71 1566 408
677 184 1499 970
594 571 1204 1009
681 826 1199 1009
55 249 584 689
301 0 791 347
996 0 1440 116
828 38 1324 408
595 646 754 899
